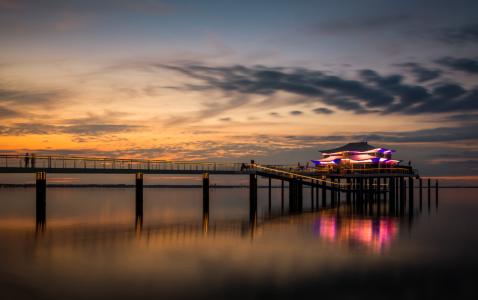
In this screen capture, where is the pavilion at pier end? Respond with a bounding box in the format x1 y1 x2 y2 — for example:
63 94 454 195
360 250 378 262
310 142 414 175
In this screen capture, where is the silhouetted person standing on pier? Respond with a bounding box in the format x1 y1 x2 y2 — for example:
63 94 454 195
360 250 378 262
31 153 35 168
24 153 29 168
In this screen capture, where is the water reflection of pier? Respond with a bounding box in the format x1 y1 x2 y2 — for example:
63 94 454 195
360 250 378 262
34 193 428 254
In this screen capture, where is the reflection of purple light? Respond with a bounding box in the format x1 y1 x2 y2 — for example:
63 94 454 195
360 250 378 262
372 219 381 237
313 218 322 235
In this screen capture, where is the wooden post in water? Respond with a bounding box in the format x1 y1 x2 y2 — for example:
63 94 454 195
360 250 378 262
202 173 209 200
281 180 284 210
36 172 46 233
369 177 373 202
250 173 258 218
36 172 46 203
359 177 364 203
250 173 257 199
268 177 272 212
289 176 295 212
428 178 431 201
400 177 405 215
375 178 380 201
136 194 143 234
419 178 423 211
202 200 209 234
322 179 326 208
136 173 143 201
298 178 303 212
383 178 387 203
389 177 395 214
395 178 399 206
311 179 314 209
346 178 351 204
409 177 414 215
436 179 439 207
330 178 335 207
337 178 341 207
315 180 319 208
369 179 374 215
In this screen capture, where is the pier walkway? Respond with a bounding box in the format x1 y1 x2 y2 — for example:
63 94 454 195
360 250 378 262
1 154 437 222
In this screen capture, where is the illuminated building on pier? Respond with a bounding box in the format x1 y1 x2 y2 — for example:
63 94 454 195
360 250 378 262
311 142 403 172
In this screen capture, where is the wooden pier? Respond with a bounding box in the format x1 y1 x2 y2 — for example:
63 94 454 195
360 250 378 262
0 154 438 232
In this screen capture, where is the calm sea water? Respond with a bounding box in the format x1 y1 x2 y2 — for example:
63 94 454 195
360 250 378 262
0 187 477 299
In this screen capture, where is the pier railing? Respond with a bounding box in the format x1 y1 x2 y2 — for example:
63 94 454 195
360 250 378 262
263 165 416 175
0 154 416 177
0 155 247 172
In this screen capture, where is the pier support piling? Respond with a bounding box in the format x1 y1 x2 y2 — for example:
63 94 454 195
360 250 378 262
250 174 257 219
428 178 431 201
409 177 414 215
436 179 439 207
330 178 335 207
322 180 326 208
36 172 46 204
419 178 422 211
268 177 272 200
337 178 341 207
203 172 209 203
389 177 395 214
281 180 284 211
36 172 46 233
400 177 405 215
135 173 143 201
136 197 143 234
346 178 351 204
311 180 314 209
315 180 319 209
298 178 303 211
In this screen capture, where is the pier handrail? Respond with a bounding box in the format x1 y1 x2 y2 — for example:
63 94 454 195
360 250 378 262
253 164 350 187
0 154 247 172
263 164 416 175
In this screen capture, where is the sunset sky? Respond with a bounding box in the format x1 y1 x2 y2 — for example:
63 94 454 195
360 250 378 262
1 0 478 184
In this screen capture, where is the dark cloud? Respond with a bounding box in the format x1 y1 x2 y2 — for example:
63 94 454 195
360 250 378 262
439 113 478 123
167 64 395 114
313 108 334 114
407 85 476 114
435 57 478 74
269 112 278 116
0 105 21 119
429 23 478 44
359 69 432 113
61 110 132 125
165 64 478 116
289 111 303 115
396 63 442 82
219 117 231 121
0 85 67 108
0 123 143 136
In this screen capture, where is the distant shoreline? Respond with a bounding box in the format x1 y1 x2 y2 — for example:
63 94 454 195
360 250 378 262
0 184 477 188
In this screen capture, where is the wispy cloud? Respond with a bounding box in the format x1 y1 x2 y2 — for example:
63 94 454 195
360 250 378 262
395 62 442 82
428 23 478 44
435 57 478 74
165 63 478 116
0 123 144 136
